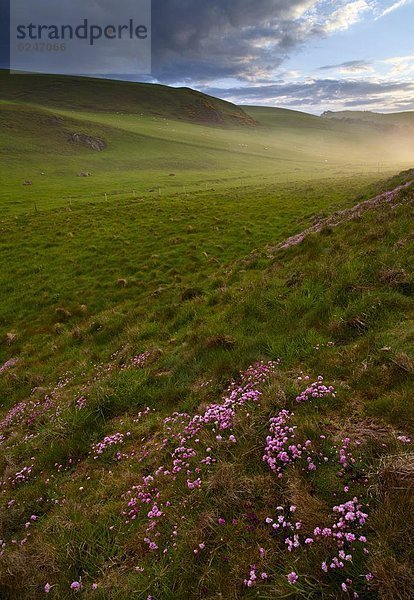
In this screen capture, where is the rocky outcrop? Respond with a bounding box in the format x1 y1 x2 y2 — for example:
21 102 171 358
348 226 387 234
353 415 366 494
68 133 106 151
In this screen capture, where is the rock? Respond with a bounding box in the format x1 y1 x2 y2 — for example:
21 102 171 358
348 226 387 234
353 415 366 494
23 180 33 186
5 332 17 345
55 307 72 320
68 132 106 151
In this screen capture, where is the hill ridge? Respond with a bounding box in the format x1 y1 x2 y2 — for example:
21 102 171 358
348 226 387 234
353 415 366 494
0 70 257 127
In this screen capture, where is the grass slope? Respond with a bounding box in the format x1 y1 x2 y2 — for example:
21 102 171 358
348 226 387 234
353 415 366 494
1 73 414 599
1 72 414 215
0 71 256 126
1 170 414 599
322 110 414 129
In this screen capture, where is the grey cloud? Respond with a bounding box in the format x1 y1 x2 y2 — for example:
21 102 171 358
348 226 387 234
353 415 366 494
201 78 414 110
151 0 320 82
319 60 373 72
10 0 322 81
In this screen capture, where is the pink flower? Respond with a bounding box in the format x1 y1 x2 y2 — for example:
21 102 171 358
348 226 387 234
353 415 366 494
70 581 81 591
287 572 298 584
44 583 51 593
218 518 226 525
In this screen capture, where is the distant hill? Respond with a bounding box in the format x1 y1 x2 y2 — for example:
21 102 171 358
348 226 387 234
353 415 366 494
0 71 256 127
322 109 414 132
244 106 325 129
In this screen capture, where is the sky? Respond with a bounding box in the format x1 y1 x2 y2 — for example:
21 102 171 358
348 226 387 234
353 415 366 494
149 0 414 114
2 0 414 114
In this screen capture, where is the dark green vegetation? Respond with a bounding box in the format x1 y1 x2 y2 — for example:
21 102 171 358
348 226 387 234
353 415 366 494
0 73 414 599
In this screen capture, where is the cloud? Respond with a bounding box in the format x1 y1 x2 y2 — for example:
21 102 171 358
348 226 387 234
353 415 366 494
377 0 413 18
151 0 322 83
322 0 373 33
319 60 373 73
381 53 414 75
201 77 414 113
149 1 378 84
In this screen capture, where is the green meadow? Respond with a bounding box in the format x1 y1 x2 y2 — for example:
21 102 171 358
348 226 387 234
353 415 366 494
1 72 414 599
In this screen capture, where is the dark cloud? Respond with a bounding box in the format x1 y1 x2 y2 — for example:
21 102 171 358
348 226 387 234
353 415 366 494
151 0 320 82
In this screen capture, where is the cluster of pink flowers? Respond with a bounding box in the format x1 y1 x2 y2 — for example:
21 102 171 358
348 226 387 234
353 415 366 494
265 505 303 553
260 375 376 597
264 494 371 596
10 464 34 486
122 361 280 562
184 361 280 439
337 437 357 477
287 572 298 584
315 498 371 598
1 355 380 598
295 376 336 404
91 432 130 458
75 396 87 410
262 410 315 477
131 352 152 368
133 407 154 423
0 391 62 446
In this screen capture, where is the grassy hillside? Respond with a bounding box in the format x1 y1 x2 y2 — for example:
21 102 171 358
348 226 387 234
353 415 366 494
0 71 256 127
0 169 414 598
1 72 414 599
322 110 414 130
1 72 414 215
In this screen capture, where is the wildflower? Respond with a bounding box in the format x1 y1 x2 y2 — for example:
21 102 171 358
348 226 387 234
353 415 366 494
397 435 411 444
70 581 82 591
44 583 51 593
287 572 298 584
